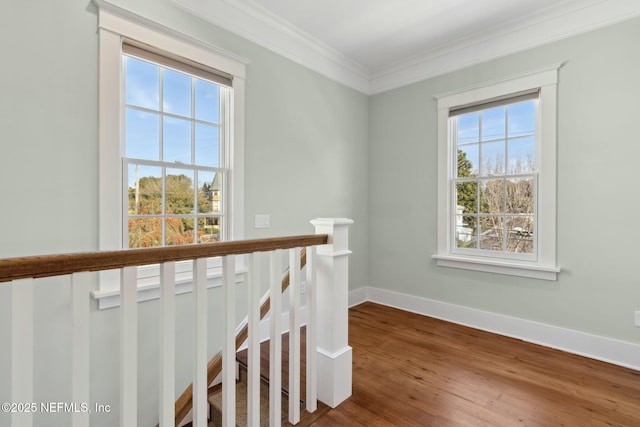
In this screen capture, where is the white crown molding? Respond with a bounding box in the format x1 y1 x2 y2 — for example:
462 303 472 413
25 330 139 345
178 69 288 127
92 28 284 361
94 0 250 75
369 0 640 94
170 0 371 93
350 287 640 372
171 0 640 95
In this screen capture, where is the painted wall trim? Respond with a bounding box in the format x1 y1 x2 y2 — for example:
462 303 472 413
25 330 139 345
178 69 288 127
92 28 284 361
170 0 371 94
348 287 640 372
170 0 640 94
94 0 249 69
369 0 640 94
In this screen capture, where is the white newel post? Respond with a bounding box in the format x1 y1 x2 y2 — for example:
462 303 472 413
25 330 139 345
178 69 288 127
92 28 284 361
311 218 353 408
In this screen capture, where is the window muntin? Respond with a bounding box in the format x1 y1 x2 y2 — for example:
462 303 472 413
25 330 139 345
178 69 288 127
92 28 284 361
451 98 537 258
122 53 229 247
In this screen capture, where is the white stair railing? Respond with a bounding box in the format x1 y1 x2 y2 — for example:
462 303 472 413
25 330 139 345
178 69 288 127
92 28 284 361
1 218 352 427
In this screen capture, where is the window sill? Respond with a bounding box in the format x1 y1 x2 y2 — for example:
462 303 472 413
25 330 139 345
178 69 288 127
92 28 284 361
432 254 560 281
92 266 248 309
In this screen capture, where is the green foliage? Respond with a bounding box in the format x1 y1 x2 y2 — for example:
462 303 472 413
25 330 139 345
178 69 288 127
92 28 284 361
456 150 478 218
457 150 474 178
127 173 217 248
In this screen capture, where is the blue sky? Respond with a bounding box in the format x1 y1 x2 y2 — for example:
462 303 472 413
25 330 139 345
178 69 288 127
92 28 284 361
124 55 221 171
457 100 536 176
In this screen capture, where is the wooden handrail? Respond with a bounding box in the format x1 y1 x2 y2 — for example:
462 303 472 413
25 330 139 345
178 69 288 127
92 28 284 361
0 235 325 425
0 235 327 283
173 248 308 426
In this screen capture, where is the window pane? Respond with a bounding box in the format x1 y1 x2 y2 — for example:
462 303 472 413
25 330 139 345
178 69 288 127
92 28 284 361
195 79 220 123
121 51 229 249
457 112 479 144
166 169 194 214
128 217 163 248
163 116 191 164
198 171 222 214
479 216 503 251
195 123 220 167
508 100 535 138
128 164 162 215
480 179 504 214
480 140 505 176
457 146 478 177
508 136 535 174
125 56 159 110
506 216 534 253
163 69 191 117
456 181 477 215
455 215 476 249
506 177 534 214
165 217 195 245
198 217 221 243
481 107 505 141
126 109 160 160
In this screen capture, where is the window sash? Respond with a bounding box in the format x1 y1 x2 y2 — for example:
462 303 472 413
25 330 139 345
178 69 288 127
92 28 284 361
451 174 538 260
449 100 539 260
122 48 230 247
123 159 226 247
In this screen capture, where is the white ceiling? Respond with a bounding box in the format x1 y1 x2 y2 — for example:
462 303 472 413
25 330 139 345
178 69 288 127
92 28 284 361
171 0 640 94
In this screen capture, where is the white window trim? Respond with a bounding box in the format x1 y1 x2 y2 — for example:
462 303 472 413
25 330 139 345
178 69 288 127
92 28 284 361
433 64 562 281
94 0 248 308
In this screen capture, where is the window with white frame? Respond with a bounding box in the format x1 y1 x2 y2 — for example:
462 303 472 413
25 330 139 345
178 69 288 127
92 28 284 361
95 5 246 307
434 65 561 280
122 41 230 247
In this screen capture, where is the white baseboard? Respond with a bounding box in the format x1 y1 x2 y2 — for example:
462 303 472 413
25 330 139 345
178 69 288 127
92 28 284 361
349 286 640 372
348 287 368 308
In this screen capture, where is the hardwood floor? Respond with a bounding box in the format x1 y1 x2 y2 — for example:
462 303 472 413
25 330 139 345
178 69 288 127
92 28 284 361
304 302 640 426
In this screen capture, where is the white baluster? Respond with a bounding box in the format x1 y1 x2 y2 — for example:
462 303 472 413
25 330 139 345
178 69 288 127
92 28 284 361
222 255 236 427
193 258 208 427
12 278 34 427
247 253 261 427
269 250 282 427
288 248 301 424
159 262 176 427
120 266 138 427
305 246 318 412
72 272 90 427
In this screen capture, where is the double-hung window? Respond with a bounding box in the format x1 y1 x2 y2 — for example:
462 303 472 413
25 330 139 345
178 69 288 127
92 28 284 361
95 5 246 307
122 41 230 247
434 65 561 280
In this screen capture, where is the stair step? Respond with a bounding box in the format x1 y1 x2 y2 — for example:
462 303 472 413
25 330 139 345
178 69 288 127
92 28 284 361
208 365 290 427
208 328 332 426
235 328 308 401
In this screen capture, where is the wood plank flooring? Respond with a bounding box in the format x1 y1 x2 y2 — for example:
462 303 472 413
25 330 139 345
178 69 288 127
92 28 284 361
303 302 640 426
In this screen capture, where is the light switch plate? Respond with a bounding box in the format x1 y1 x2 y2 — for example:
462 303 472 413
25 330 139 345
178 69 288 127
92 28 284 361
254 214 270 229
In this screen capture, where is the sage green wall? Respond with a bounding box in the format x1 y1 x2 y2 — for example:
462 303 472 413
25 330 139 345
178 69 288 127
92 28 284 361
0 0 368 426
0 0 370 284
369 17 640 345
3 0 639 425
